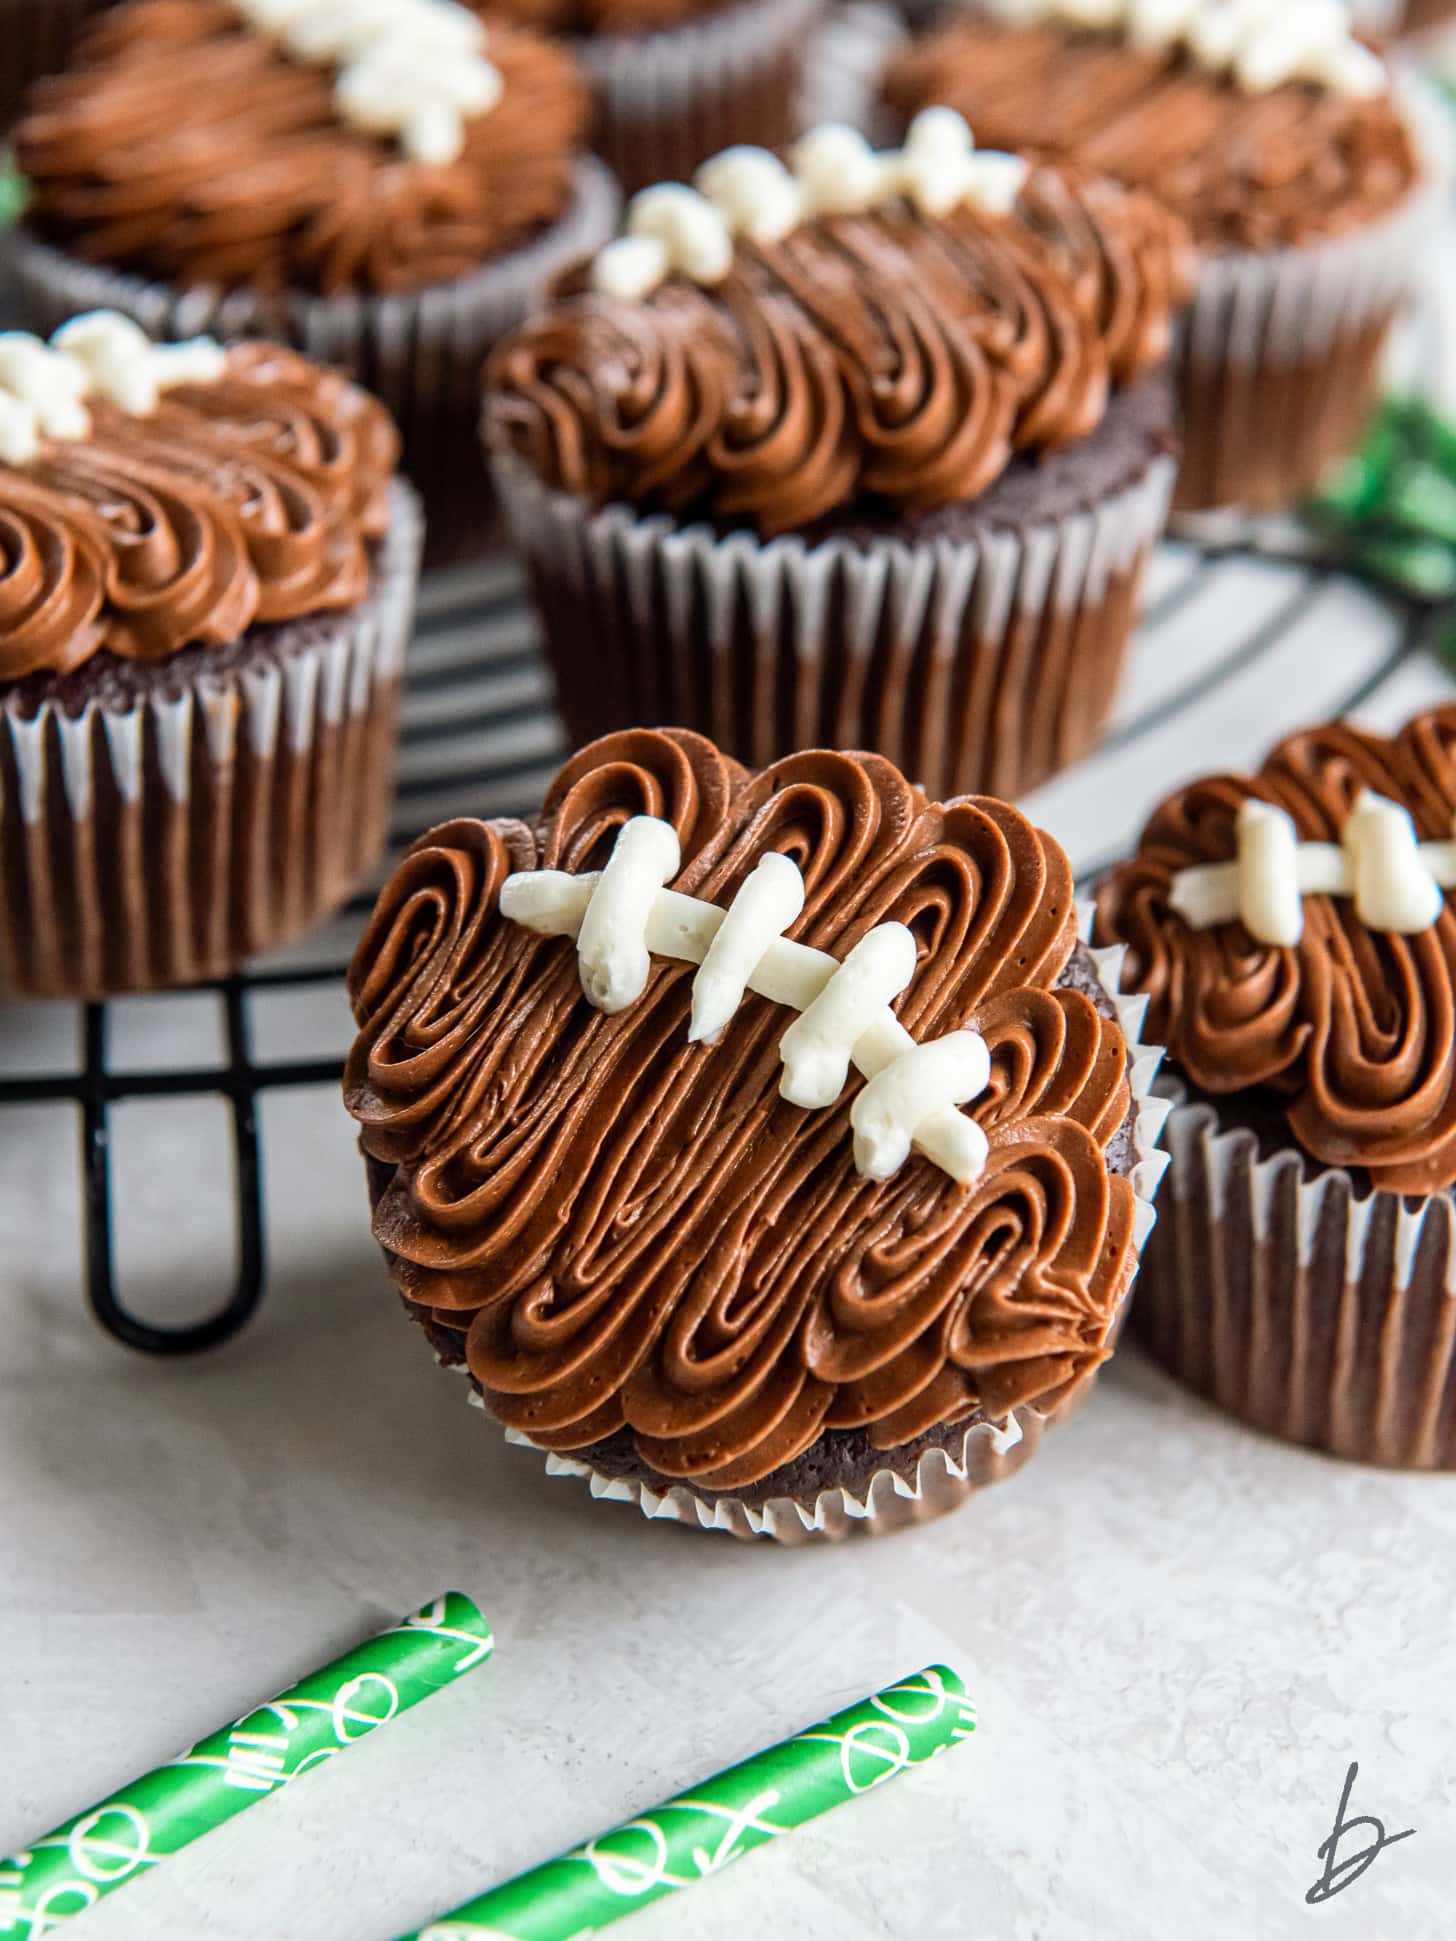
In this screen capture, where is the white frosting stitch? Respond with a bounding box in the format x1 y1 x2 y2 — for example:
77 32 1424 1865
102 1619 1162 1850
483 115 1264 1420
588 110 1029 301
779 925 919 1110
233 0 502 164
689 852 804 1044
986 0 1388 97
0 313 226 465
1169 789 1456 945
499 815 994 1186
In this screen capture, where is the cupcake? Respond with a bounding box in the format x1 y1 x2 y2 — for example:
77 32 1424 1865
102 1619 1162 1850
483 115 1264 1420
5 0 619 556
344 725 1168 1542
0 0 112 134
487 0 828 196
0 311 420 999
882 1 1446 514
1095 706 1456 1469
485 110 1191 802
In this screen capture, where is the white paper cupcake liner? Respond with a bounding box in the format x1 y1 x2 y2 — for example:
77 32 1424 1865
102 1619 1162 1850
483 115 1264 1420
3 159 620 519
486 914 1171 1544
0 481 422 998
576 0 826 194
1132 1079 1456 1470
1173 72 1454 510
493 447 1176 802
864 19 1453 514
797 0 906 138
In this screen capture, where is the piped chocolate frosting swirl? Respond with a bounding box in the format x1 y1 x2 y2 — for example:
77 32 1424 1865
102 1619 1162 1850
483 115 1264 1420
345 728 1142 1488
0 341 398 679
486 0 734 29
1095 708 1456 1193
15 0 588 296
485 153 1191 535
883 17 1419 254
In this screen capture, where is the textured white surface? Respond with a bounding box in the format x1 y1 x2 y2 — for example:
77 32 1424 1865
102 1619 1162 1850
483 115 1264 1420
5 544 1456 1938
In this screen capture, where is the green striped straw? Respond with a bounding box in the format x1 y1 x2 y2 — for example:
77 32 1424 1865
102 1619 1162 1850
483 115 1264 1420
0 1591 492 1937
397 1663 974 1941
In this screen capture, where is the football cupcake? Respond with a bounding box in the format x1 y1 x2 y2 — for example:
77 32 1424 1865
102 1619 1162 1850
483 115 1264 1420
883 0 1446 513
0 312 419 998
1096 706 1456 1468
487 0 827 196
5 0 618 551
486 110 1191 802
345 726 1168 1542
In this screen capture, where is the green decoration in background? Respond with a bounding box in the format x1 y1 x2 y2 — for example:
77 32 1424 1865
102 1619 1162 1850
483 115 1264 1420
398 1663 975 1941
0 158 27 230
0 1592 491 1937
1309 397 1456 610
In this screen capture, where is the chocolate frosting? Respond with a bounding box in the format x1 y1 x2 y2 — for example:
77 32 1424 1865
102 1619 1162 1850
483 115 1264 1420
487 0 733 28
884 19 1419 254
485 164 1190 535
0 343 398 679
345 728 1140 1487
15 0 588 297
1095 709 1456 1194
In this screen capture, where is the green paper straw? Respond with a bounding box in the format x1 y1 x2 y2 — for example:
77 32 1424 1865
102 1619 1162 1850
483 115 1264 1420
398 1663 974 1941
0 1591 491 1937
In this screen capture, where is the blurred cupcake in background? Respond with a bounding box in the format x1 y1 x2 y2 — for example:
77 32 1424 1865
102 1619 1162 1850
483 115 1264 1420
1096 707 1456 1469
485 0 827 194
345 726 1169 1541
1358 0 1456 35
0 314 419 998
883 0 1449 514
485 110 1191 803
5 0 619 558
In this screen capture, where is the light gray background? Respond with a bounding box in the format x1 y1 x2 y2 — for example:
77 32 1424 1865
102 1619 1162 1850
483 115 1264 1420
4 530 1456 1941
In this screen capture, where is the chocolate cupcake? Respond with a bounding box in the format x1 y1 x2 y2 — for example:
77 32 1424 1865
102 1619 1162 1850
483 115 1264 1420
488 0 827 196
0 312 419 998
882 2 1447 514
486 111 1190 802
4 0 619 554
345 726 1168 1542
1096 707 1456 1469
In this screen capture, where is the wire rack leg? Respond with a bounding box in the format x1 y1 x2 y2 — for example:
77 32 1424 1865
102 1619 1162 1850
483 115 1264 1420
80 996 268 1354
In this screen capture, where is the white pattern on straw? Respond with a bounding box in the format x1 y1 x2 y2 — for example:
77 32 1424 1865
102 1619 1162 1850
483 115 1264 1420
498 815 993 1185
1169 790 1454 946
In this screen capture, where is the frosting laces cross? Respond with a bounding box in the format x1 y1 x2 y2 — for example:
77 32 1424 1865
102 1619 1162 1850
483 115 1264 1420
1169 789 1456 946
590 109 1029 302
499 816 993 1185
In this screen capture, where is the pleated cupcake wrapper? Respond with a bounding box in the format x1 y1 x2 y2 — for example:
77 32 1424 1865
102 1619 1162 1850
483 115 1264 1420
0 480 421 998
3 159 620 522
484 917 1170 1545
1172 72 1454 510
798 0 905 140
1133 1083 1456 1470
493 449 1176 802
0 0 109 132
575 0 825 195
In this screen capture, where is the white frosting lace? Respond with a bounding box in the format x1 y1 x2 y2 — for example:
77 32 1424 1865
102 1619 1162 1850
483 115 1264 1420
499 815 994 1185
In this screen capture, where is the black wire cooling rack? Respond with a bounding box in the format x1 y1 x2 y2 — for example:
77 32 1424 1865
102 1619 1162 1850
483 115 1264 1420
0 533 1447 1355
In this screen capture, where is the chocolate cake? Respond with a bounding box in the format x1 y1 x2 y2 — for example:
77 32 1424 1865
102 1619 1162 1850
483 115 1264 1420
345 726 1169 1541
486 111 1192 801
1096 706 1456 1468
